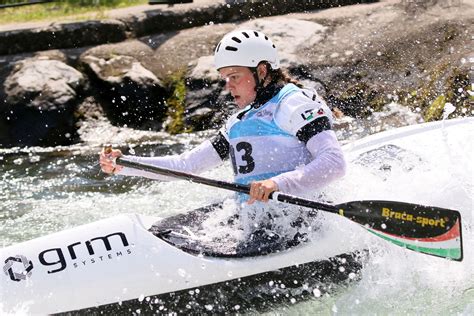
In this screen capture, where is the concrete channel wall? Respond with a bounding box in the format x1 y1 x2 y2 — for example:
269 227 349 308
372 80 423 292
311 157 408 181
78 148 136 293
0 0 378 56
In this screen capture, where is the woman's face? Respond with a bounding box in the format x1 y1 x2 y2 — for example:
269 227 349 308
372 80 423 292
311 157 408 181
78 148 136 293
219 66 257 109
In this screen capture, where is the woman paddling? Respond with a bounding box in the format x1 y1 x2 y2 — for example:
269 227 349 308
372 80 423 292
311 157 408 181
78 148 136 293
100 29 346 247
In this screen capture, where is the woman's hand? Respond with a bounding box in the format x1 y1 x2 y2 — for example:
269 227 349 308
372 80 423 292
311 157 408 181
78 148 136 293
99 146 123 174
247 179 279 204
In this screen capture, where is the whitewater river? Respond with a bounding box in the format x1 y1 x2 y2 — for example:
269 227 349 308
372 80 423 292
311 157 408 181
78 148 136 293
1 105 472 315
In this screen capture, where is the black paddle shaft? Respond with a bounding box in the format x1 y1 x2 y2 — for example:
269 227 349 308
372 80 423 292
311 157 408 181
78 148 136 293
117 157 338 213
115 157 461 241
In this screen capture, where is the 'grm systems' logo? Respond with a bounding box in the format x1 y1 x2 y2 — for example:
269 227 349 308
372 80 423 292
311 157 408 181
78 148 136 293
3 255 34 282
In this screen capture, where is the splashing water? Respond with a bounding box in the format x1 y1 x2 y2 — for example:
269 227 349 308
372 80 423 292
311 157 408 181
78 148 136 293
0 107 472 314
443 102 456 120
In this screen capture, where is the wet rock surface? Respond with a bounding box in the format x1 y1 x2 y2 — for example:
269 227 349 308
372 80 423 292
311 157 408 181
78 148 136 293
1 56 85 147
0 0 472 147
80 54 168 130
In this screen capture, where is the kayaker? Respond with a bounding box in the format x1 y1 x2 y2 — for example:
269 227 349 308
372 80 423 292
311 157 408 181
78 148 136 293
100 29 346 240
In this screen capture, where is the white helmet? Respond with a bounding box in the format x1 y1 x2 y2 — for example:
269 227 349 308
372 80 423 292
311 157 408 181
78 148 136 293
214 29 280 70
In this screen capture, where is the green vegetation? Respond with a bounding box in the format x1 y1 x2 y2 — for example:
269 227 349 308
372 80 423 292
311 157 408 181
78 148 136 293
0 0 147 24
164 70 192 135
424 95 446 122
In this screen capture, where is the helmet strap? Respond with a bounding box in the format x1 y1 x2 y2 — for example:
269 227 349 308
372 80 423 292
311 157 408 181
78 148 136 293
251 64 282 108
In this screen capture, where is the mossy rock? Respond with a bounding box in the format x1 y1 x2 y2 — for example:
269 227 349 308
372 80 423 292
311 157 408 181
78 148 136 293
422 67 471 121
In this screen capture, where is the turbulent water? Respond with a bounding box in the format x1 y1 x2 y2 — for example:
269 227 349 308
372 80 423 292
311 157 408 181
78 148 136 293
1 104 472 315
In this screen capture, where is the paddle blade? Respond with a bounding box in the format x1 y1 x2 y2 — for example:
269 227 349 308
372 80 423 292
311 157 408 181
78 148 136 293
335 200 463 261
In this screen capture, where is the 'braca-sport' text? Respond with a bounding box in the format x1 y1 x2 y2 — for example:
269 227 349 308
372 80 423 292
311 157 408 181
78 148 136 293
381 207 446 227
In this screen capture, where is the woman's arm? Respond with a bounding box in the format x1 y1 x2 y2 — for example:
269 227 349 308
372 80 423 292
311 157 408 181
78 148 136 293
102 138 225 181
270 130 346 195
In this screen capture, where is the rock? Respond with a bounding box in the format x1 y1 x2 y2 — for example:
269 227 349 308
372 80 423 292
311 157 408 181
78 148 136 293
4 58 84 110
0 57 85 147
184 56 235 132
0 0 472 147
153 24 234 78
184 79 235 131
240 18 328 68
0 20 128 56
80 40 160 78
80 54 168 130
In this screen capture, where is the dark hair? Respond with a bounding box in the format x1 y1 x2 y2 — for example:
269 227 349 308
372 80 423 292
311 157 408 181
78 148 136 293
259 62 303 88
256 62 343 118
269 68 303 88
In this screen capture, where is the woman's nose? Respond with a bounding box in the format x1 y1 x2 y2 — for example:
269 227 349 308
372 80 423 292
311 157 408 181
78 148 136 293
225 80 233 91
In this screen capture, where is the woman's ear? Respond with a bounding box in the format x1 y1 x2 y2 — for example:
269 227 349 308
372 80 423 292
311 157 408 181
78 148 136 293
256 63 268 81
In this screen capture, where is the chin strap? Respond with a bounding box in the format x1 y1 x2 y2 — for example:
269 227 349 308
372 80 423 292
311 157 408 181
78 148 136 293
251 67 282 108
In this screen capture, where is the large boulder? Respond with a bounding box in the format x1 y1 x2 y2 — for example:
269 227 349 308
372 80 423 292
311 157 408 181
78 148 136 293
80 54 168 130
0 56 85 147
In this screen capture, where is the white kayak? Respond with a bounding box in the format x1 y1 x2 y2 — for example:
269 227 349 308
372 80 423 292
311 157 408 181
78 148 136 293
0 205 364 314
1 117 471 314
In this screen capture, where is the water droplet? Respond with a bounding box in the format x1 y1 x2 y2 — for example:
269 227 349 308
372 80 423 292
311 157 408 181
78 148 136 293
313 288 321 297
443 102 456 119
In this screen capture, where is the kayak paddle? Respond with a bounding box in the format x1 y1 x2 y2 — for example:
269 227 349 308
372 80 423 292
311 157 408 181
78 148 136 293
113 156 463 262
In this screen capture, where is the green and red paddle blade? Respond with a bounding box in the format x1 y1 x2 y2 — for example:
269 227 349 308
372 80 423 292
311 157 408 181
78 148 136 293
335 200 463 261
